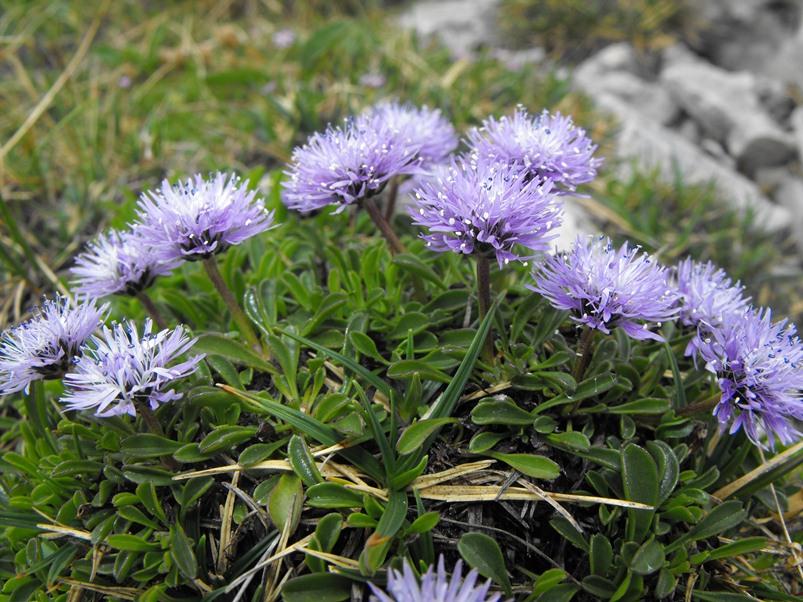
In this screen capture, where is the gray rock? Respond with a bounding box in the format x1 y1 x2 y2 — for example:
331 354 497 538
397 0 499 58
554 200 595 251
593 93 791 232
575 42 639 78
575 70 678 125
791 107 803 163
661 60 796 174
677 119 700 144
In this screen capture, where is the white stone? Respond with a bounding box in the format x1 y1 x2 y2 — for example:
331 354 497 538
661 60 796 173
575 70 678 126
773 176 803 252
790 107 803 164
397 0 499 58
592 93 791 232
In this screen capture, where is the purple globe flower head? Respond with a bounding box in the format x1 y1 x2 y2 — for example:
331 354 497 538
369 556 502 602
675 258 749 329
410 155 562 267
282 118 423 214
135 172 275 262
696 308 803 448
0 295 105 395
70 229 181 298
531 236 680 341
467 106 602 193
357 101 458 165
61 319 203 418
272 28 296 49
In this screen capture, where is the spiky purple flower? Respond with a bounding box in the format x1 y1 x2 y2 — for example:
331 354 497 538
410 156 561 267
135 173 275 262
532 236 680 341
467 107 602 193
70 229 181 298
0 296 105 395
697 308 802 447
369 557 501 602
282 119 422 213
358 101 458 165
61 319 202 417
675 259 749 329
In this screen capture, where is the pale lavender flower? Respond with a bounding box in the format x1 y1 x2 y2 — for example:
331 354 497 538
410 156 561 267
0 296 105 395
357 101 458 164
135 173 275 262
272 28 296 49
369 557 501 602
70 229 181 298
467 107 602 193
676 259 749 329
697 308 802 448
282 119 422 213
61 319 202 417
532 236 680 341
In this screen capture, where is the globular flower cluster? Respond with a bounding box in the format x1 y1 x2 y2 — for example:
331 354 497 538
369 557 501 602
0 296 105 395
410 157 561 267
695 309 803 448
71 229 181 298
282 119 423 213
358 101 458 165
467 106 603 193
675 259 749 330
532 236 680 341
62 319 203 418
136 172 275 261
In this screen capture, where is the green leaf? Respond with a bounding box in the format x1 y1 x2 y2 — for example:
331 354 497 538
392 253 445 289
349 331 387 364
536 583 580 602
457 532 512 596
646 440 679 505
696 536 766 562
375 490 408 537
487 452 560 480
107 534 160 552
194 333 274 373
606 398 670 415
407 511 439 534
545 431 591 452
198 426 258 454
268 474 303 533
468 431 507 453
306 483 364 509
314 513 342 552
288 435 323 487
120 434 182 458
532 373 617 415
590 533 613 576
630 537 665 575
533 568 568 596
621 443 658 542
387 360 450 383
655 568 677 599
169 524 197 579
667 501 747 553
425 298 499 422
549 516 588 552
396 418 457 455
281 573 353 602
470 396 534 425
691 592 757 602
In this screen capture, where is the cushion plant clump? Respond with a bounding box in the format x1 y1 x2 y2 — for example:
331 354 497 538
0 102 801 602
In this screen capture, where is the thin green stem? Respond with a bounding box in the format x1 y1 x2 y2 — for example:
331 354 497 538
136 290 167 330
363 197 405 255
475 254 494 362
202 257 259 348
567 327 596 414
677 391 723 417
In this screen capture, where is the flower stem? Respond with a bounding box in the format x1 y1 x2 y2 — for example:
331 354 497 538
566 327 596 415
134 400 179 470
383 177 400 221
677 391 722 417
363 197 406 255
202 257 259 348
136 291 167 330
475 254 494 362
572 327 596 382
